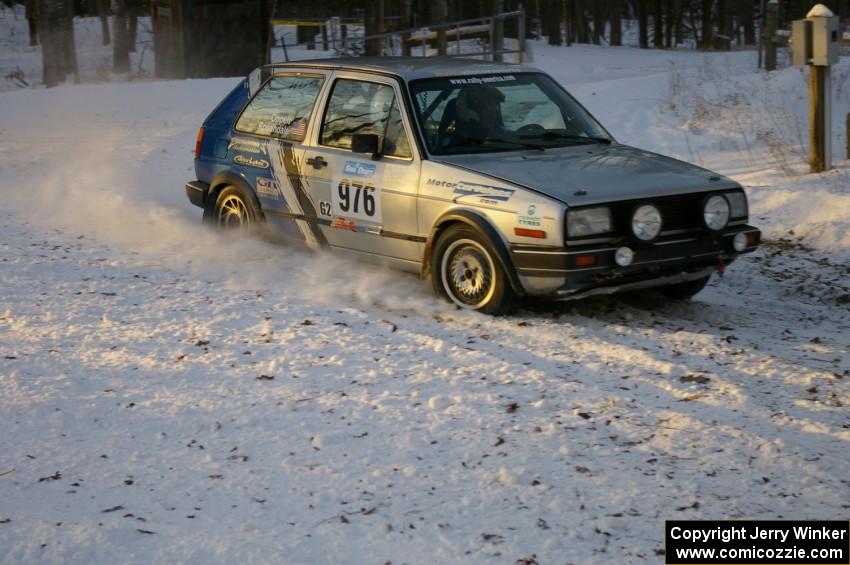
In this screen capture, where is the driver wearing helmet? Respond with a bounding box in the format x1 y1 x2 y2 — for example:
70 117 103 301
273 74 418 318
452 84 506 141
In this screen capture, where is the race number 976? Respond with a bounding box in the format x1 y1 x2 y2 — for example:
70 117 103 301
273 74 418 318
333 178 381 223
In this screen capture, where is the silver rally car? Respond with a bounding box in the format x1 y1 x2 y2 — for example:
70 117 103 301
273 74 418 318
186 57 760 314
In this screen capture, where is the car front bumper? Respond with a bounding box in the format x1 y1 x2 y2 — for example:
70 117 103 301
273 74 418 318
510 225 761 298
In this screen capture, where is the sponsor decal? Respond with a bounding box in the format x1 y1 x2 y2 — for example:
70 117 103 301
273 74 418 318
517 203 541 226
256 114 306 140
255 177 280 199
330 217 381 234
228 138 266 155
342 160 377 178
449 75 516 85
290 119 306 139
333 178 380 223
426 178 515 202
332 217 358 232
234 155 270 169
517 216 541 227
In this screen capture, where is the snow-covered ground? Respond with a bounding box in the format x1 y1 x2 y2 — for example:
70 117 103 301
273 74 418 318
1 13 850 564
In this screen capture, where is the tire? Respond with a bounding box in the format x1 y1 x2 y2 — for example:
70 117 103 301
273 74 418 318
208 186 260 231
431 224 516 315
657 274 711 300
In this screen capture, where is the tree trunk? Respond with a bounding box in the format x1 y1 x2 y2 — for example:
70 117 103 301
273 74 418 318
97 0 109 45
548 0 563 45
573 0 589 43
112 0 130 73
609 0 622 45
738 0 755 45
592 0 605 44
37 0 77 87
653 0 662 47
364 0 381 56
127 0 138 53
674 0 683 44
664 0 673 47
637 0 648 48
26 0 38 46
700 0 713 49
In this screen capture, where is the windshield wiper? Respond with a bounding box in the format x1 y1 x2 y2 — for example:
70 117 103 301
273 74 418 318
468 137 546 151
520 132 612 144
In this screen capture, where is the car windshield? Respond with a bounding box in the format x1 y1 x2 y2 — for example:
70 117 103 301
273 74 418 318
409 72 611 155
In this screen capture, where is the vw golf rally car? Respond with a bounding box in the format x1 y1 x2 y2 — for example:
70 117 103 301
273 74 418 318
186 57 760 314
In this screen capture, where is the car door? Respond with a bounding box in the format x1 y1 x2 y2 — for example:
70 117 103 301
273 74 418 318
231 69 332 248
300 72 422 265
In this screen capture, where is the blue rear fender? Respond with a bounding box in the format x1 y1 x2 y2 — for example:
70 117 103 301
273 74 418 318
195 78 252 184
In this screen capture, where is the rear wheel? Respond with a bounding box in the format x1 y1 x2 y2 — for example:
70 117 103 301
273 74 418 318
432 225 515 315
658 274 711 300
208 186 259 231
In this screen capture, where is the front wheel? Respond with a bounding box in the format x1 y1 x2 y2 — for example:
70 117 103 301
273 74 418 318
657 274 711 300
431 225 516 315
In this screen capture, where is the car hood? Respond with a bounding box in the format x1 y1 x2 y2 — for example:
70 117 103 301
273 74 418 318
433 144 739 207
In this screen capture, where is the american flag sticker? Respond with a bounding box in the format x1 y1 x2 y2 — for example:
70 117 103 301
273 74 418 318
290 119 306 139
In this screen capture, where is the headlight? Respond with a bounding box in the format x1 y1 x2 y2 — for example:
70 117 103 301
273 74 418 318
631 204 662 241
704 195 730 231
726 191 748 218
566 207 612 238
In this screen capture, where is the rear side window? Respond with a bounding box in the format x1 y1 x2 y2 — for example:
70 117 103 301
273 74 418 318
320 79 412 159
235 75 324 141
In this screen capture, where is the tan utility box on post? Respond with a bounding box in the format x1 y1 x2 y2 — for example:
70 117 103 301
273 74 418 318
790 19 812 66
789 4 838 173
809 14 839 66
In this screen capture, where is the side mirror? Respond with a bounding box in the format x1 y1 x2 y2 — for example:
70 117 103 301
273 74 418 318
351 133 382 159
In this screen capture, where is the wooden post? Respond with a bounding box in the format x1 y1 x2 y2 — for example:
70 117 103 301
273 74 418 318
809 65 827 172
401 0 412 56
493 0 504 61
435 0 448 56
764 1 777 71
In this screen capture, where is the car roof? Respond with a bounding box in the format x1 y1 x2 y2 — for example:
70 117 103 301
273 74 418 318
265 56 541 81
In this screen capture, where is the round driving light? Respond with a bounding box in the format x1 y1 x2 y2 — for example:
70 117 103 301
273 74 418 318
614 246 634 267
704 195 730 231
632 204 662 241
733 232 748 252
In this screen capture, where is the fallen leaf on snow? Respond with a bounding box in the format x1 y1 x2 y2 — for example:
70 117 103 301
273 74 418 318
680 375 711 384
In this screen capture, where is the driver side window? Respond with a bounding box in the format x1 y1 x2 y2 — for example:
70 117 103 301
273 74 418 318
320 79 412 159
